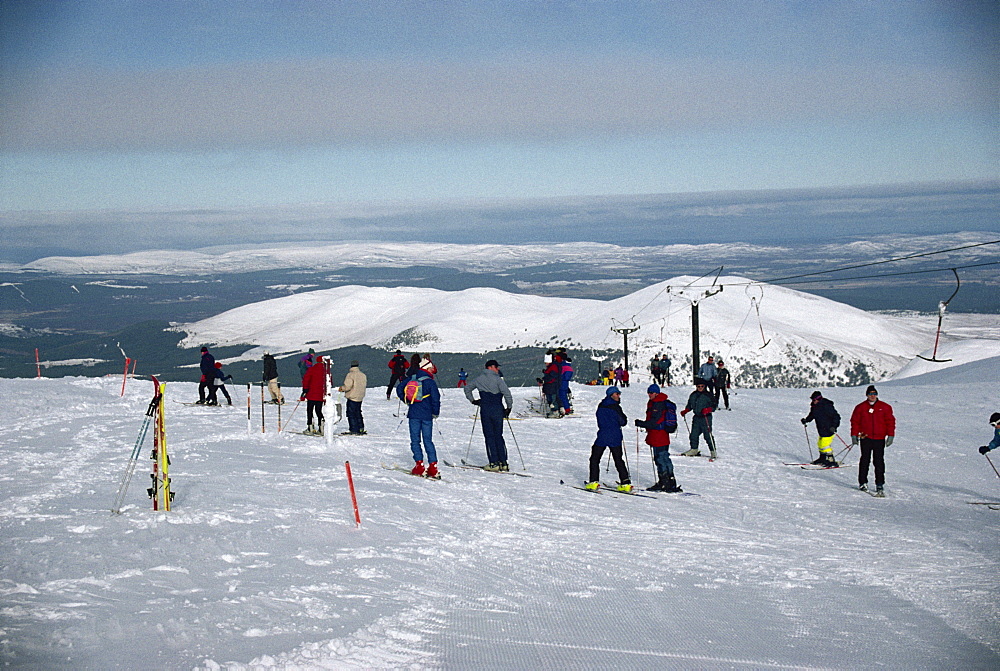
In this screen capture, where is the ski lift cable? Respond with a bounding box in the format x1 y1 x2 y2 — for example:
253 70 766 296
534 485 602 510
628 266 725 323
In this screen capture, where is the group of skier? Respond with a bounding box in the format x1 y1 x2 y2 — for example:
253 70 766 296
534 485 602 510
195 346 997 499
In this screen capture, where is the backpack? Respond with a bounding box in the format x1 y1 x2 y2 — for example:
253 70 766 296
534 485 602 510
403 377 428 404
660 400 678 433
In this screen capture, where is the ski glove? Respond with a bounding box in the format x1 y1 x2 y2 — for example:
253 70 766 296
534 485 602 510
701 407 712 416
503 407 511 418
800 417 808 425
680 408 690 416
471 399 480 405
634 419 644 428
299 395 306 402
851 435 859 446
980 445 991 455
885 436 894 447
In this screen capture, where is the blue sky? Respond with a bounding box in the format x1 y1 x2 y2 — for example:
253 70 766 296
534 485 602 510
1 0 997 212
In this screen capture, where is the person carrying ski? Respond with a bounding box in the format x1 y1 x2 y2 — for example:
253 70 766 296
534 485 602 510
465 359 514 471
262 352 284 405
196 346 215 404
386 350 409 400
680 378 718 458
801 391 840 466
635 383 683 492
300 355 328 435
850 385 896 496
338 360 367 435
978 412 1000 455
714 360 732 410
209 361 233 406
457 368 468 387
698 356 717 393
658 354 672 386
396 353 441 477
585 387 632 492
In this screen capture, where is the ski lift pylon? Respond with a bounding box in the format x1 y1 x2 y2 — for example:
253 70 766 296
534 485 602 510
916 268 960 363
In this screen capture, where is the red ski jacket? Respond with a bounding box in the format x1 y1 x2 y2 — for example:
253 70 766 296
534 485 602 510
850 399 896 440
301 357 328 401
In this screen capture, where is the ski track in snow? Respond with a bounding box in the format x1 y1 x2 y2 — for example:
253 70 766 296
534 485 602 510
0 374 998 669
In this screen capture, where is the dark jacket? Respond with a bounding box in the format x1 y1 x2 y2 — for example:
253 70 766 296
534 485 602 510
594 396 628 447
542 360 561 394
200 351 216 377
685 389 717 421
714 367 731 389
804 397 840 437
262 354 279 381
396 369 441 420
637 393 674 447
388 354 409 375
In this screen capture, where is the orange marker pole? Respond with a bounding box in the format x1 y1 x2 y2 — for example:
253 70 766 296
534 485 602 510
120 357 131 396
345 461 361 527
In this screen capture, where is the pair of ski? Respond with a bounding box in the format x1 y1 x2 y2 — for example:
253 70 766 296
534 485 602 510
783 461 843 470
443 459 532 477
562 480 699 498
966 501 1000 510
380 463 442 481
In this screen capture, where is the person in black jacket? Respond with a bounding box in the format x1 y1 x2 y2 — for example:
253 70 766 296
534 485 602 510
262 352 284 405
196 346 215 404
713 361 732 410
801 391 841 466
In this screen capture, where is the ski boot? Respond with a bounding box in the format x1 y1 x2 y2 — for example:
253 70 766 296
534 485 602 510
663 477 684 493
410 461 425 476
874 486 885 498
617 482 633 493
859 483 868 492
425 462 440 479
584 481 600 491
304 423 316 435
498 461 509 472
681 448 701 457
709 449 718 460
810 456 827 466
821 454 838 467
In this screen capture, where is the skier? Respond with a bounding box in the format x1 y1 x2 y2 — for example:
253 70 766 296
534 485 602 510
457 368 468 387
262 352 284 405
649 355 663 386
419 353 437 378
558 351 575 415
541 351 561 417
801 391 840 466
658 354 672 386
622 367 630 388
849 385 896 497
465 359 514 471
978 412 1000 455
196 346 215 404
386 349 410 400
338 360 367 435
396 353 441 477
613 365 625 387
635 383 683 492
680 378 718 458
698 356 717 394
714 360 732 410
297 349 315 383
300 355 328 435
585 387 632 492
209 361 233 406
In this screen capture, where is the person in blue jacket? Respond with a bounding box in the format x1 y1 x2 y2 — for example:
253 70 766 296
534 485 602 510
397 354 442 478
585 387 632 492
978 412 1000 455
196 346 215 404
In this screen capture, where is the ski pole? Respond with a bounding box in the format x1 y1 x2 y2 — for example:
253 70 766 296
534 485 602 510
465 406 479 461
605 451 611 474
804 423 814 462
636 427 641 482
505 416 526 470
985 452 1000 479
280 400 300 432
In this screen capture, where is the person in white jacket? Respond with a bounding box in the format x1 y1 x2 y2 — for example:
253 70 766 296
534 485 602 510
339 361 368 435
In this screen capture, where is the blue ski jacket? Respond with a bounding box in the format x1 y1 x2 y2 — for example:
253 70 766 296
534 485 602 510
594 395 628 447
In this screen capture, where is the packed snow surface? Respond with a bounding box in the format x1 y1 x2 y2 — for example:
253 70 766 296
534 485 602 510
1 368 998 669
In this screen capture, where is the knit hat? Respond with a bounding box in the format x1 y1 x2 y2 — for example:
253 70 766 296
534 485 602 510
693 377 708 386
485 359 500 368
810 391 822 400
990 412 1000 424
606 386 621 396
866 385 878 395
201 346 208 352
647 383 660 394
350 360 359 367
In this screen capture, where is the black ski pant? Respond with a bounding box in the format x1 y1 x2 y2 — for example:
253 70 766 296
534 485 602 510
714 386 729 409
589 444 630 485
198 377 211 402
858 438 886 487
387 372 405 398
306 400 324 428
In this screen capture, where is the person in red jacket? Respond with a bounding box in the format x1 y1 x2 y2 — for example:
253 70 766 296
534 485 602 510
300 355 329 435
635 384 683 492
386 350 410 400
849 385 896 497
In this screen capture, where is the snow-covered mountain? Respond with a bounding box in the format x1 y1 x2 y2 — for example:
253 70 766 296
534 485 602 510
176 275 1000 387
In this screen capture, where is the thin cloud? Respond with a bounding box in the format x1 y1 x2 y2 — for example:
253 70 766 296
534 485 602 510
2 56 991 151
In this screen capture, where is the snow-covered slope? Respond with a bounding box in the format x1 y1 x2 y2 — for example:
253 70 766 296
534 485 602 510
1 373 998 668
175 276 979 387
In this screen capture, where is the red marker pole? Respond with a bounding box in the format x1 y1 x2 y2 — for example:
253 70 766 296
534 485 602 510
35 348 41 378
120 357 131 397
345 461 361 527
